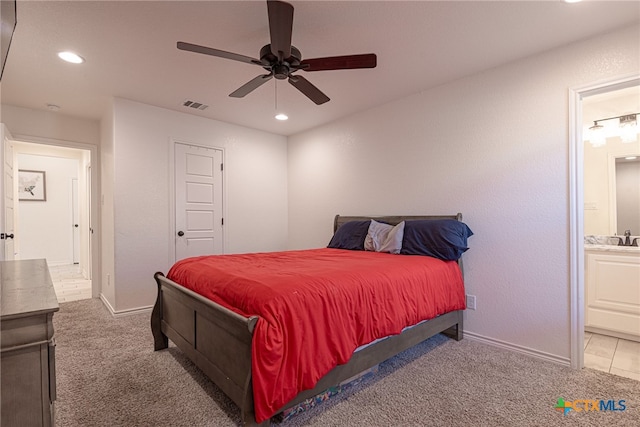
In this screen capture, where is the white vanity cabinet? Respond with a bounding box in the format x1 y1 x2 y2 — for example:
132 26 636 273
585 246 640 341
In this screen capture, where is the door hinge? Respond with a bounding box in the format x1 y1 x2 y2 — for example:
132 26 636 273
220 163 224 171
221 218 224 226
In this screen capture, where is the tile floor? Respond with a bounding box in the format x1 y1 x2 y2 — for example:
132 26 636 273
49 264 92 303
584 331 640 381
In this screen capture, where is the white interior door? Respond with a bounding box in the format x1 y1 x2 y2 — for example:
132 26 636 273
72 178 80 264
87 164 92 279
174 143 223 261
1 126 15 261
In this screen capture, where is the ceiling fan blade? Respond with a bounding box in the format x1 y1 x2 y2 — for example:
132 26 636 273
267 0 293 60
229 74 274 98
300 54 377 72
177 41 262 66
288 75 330 105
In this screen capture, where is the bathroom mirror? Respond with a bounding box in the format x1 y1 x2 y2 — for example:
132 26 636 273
612 155 640 236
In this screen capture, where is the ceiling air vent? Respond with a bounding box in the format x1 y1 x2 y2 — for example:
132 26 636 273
182 100 209 111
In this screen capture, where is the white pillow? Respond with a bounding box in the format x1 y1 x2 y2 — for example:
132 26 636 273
364 220 405 254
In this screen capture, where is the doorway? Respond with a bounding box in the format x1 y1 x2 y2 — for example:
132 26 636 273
569 75 640 379
581 85 640 380
12 140 95 302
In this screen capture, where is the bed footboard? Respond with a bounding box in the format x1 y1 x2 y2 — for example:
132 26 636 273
151 272 264 426
152 272 464 425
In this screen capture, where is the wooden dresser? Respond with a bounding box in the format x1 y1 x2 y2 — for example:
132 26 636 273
1 259 59 427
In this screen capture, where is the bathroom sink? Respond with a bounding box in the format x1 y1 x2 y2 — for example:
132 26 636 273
584 235 640 247
585 235 623 245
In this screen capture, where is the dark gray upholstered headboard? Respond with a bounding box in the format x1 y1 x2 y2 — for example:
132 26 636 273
333 213 463 233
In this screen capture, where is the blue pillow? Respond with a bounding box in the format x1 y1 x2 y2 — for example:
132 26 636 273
327 220 372 250
400 219 473 260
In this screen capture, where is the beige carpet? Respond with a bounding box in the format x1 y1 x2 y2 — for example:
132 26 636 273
53 299 639 426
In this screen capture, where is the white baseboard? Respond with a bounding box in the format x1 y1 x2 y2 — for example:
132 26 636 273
585 326 640 343
464 331 571 367
99 294 153 318
46 260 74 267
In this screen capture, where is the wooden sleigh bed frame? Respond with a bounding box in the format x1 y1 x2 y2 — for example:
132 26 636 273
151 214 465 426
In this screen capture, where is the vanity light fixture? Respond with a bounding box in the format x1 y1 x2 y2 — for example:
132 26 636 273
588 121 605 147
587 112 639 147
57 51 84 64
619 114 638 143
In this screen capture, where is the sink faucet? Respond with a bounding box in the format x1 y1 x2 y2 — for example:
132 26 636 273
624 230 631 246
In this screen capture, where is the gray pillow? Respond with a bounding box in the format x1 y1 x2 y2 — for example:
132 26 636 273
364 220 405 254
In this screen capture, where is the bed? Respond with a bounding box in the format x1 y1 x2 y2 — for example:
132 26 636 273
151 213 472 426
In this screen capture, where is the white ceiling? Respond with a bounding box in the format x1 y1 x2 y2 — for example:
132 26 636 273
1 1 639 136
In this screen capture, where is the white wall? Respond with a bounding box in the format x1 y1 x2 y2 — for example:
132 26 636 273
288 25 640 362
105 98 288 312
1 104 101 290
16 153 79 265
100 104 116 304
0 105 100 145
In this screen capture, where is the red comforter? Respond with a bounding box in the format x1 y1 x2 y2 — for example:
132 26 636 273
167 248 465 422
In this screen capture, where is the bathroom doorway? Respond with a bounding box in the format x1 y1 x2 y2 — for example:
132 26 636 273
572 78 640 380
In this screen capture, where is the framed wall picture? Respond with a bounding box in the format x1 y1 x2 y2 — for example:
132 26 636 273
18 169 47 201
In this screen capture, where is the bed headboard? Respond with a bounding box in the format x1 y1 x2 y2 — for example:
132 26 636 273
333 213 463 233
333 213 466 271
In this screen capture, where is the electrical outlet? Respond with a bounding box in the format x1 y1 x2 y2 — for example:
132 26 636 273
466 294 476 310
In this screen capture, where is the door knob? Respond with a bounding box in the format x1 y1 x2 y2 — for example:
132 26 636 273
4 233 14 239
74 224 79 228
177 231 185 237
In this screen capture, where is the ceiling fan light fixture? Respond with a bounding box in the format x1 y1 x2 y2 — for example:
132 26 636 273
275 113 288 121
57 51 84 64
176 0 376 105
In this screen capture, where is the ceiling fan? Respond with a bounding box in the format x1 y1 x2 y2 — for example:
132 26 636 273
177 0 377 105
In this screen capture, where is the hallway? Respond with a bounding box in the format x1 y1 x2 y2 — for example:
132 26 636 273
49 264 91 303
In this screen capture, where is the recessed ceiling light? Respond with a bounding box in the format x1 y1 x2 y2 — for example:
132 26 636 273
275 113 288 121
58 51 84 64
563 0 582 3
